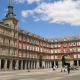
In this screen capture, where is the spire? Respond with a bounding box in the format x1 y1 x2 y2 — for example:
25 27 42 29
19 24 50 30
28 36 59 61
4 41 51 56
5 0 16 19
9 0 12 6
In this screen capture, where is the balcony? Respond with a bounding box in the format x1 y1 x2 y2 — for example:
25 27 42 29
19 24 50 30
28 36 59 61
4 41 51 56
0 32 12 38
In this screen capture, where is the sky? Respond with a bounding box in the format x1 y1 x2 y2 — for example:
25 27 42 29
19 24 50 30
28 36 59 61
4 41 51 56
0 0 80 38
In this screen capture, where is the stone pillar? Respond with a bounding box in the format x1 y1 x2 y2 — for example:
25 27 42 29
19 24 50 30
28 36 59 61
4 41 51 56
58 61 62 68
70 60 73 67
25 60 27 70
37 61 39 69
28 60 30 68
16 60 18 70
54 61 55 67
42 61 45 68
31 61 32 69
0 59 1 70
4 59 7 70
35 61 37 69
45 61 46 68
10 60 12 70
50 61 52 68
21 60 23 70
77 60 79 66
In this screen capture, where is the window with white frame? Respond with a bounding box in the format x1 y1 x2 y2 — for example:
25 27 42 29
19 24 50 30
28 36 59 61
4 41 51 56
51 49 53 53
64 38 67 41
64 43 66 47
35 47 37 51
58 49 60 53
55 50 57 53
77 42 80 46
70 48 72 52
40 48 42 52
64 48 66 53
27 45 29 49
73 42 76 46
78 54 80 58
58 43 60 47
74 54 76 58
70 42 73 46
51 55 54 59
23 44 26 49
78 48 80 52
51 44 53 48
55 44 57 47
19 43 22 49
55 55 58 59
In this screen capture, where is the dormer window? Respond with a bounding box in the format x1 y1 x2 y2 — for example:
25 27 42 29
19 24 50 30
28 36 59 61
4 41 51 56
64 38 67 41
55 39 57 42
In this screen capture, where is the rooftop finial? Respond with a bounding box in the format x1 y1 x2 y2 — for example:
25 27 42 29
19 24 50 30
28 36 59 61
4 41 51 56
9 0 12 6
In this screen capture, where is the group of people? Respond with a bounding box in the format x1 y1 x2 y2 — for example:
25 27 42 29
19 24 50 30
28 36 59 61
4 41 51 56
53 65 71 74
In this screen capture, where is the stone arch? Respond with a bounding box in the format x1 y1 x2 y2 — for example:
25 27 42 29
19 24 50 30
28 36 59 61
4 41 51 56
1 59 5 70
39 54 43 68
18 60 21 70
7 60 10 69
12 60 16 70
62 54 70 67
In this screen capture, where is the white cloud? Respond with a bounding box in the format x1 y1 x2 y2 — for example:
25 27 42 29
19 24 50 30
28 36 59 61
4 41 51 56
13 0 26 3
21 0 80 26
21 18 27 23
33 16 40 21
21 10 34 17
4 8 8 11
27 0 40 4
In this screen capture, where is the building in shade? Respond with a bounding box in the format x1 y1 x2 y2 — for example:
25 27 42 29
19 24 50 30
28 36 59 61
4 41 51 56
0 0 80 70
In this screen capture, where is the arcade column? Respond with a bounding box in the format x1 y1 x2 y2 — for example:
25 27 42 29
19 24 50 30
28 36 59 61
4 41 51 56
0 59 1 70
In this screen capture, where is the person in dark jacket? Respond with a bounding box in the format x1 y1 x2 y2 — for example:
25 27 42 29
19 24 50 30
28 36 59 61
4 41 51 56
67 65 70 74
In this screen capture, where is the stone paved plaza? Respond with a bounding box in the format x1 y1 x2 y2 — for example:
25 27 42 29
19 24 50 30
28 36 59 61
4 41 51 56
0 68 80 80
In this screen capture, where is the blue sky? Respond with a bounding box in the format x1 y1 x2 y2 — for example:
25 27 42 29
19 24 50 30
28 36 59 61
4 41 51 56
0 0 80 38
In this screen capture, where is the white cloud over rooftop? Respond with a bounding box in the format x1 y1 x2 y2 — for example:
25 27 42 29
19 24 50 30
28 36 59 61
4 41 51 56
21 0 80 26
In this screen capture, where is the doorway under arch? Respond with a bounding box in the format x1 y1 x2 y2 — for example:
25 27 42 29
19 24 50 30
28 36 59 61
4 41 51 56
62 54 70 67
7 60 10 69
1 59 5 69
39 55 42 68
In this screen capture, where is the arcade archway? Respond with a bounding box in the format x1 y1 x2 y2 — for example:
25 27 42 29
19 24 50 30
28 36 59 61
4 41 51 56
62 54 70 67
39 55 42 68
1 59 5 69
7 60 10 69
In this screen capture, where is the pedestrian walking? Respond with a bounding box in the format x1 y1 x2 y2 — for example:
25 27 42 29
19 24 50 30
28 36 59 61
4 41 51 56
67 65 70 74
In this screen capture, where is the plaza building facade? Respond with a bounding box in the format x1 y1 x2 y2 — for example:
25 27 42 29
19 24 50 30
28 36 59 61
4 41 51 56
0 0 80 70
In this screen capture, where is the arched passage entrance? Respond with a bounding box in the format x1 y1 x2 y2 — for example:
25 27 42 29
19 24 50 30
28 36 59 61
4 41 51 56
39 55 42 68
12 60 16 70
19 60 21 70
1 59 5 69
7 60 10 69
23 60 25 70
62 54 70 67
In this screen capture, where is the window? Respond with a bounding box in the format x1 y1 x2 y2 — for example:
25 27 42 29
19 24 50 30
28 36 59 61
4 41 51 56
77 42 80 46
64 43 66 47
78 48 80 52
55 44 57 47
58 43 60 47
58 49 60 53
55 50 57 53
64 48 66 53
64 38 67 41
78 54 80 58
55 55 58 59
74 54 76 58
51 49 53 53
3 39 5 44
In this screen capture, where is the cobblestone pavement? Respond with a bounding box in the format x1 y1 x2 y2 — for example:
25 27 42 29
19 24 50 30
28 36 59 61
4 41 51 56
0 68 80 80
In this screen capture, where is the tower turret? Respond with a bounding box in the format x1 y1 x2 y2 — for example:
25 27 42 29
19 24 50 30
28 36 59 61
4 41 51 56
5 0 16 19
